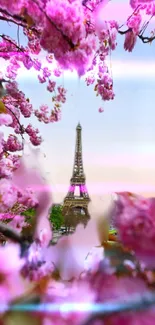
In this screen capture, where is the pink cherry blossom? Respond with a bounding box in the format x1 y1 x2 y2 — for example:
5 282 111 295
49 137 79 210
0 113 12 126
38 75 47 83
47 218 100 280
130 0 153 10
84 246 104 273
98 107 104 113
21 240 54 281
0 0 25 15
12 157 52 245
0 179 18 212
0 2 155 323
25 124 42 146
85 75 95 86
53 68 62 77
0 132 3 154
0 157 14 178
8 214 27 232
114 192 155 268
43 280 95 325
0 243 25 305
127 13 142 34
89 273 155 325
47 80 56 92
124 30 137 52
4 135 23 152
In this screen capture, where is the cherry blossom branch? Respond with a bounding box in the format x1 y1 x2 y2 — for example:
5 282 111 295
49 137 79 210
138 33 155 43
0 8 27 25
0 34 23 52
0 222 32 256
0 8 39 34
82 0 103 10
5 105 25 149
82 292 155 325
32 0 75 49
118 5 141 29
139 14 154 36
0 14 26 28
82 0 93 12
0 222 23 244
0 3 76 49
118 28 155 44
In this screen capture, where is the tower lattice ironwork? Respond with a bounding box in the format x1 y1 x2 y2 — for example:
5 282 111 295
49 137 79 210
62 123 91 230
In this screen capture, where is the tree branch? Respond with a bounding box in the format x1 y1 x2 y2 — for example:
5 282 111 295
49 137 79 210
0 8 27 25
32 0 76 49
0 14 26 28
118 5 141 29
0 8 39 34
0 34 23 52
1 2 76 50
0 222 23 244
0 221 32 257
118 28 155 44
138 33 155 43
5 105 25 150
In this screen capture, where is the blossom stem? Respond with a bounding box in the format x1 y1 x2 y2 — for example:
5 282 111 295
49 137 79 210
0 222 23 244
118 28 155 44
0 8 38 33
32 0 76 49
4 105 25 150
0 222 32 256
0 34 24 52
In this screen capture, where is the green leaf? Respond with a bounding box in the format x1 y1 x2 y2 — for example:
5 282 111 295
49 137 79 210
3 312 41 325
49 204 64 231
103 242 137 275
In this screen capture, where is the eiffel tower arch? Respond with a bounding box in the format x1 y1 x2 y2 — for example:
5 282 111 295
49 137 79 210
62 123 91 231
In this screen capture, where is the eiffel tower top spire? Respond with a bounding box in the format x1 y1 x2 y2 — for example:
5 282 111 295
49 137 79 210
76 122 81 129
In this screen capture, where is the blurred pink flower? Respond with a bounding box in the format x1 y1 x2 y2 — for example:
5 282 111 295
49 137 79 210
0 132 3 154
0 243 24 273
9 214 27 232
12 155 52 245
0 113 12 126
42 279 95 325
93 0 110 34
47 219 100 280
90 273 155 325
0 178 18 212
84 246 104 273
124 31 137 52
0 243 25 305
98 107 104 113
22 241 54 281
114 192 155 268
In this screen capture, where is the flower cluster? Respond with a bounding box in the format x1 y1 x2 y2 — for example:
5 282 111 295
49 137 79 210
0 0 148 114
1 134 155 325
113 192 155 268
0 1 155 325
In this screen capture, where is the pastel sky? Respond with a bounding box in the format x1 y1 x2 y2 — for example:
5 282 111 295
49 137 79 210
1 0 155 206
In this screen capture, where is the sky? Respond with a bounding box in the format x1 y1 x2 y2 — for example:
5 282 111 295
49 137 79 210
1 0 155 206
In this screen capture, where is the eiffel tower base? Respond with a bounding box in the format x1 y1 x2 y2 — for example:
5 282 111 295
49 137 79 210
62 198 90 231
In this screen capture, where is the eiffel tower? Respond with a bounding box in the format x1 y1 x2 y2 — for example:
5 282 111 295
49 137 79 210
62 123 91 231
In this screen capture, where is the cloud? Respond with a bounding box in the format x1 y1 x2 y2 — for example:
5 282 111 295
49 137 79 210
31 182 155 195
0 59 153 82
